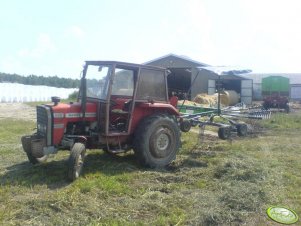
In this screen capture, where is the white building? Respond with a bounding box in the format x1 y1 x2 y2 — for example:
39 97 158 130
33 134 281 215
240 73 301 101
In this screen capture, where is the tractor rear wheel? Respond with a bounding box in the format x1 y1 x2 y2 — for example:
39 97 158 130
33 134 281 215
236 123 247 137
68 143 86 181
133 115 180 168
218 126 231 140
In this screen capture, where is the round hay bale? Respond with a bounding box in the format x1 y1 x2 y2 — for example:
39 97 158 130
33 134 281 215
193 93 217 106
214 90 239 106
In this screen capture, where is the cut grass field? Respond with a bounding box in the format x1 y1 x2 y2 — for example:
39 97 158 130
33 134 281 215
0 111 300 225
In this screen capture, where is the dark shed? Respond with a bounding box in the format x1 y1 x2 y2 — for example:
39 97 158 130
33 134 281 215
145 54 208 99
145 54 252 104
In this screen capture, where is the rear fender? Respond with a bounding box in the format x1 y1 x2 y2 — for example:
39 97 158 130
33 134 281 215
138 102 180 116
129 103 179 134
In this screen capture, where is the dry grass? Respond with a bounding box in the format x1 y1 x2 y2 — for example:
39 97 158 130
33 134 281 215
0 111 300 225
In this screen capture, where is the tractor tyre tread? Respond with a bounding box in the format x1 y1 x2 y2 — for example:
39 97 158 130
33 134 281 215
133 114 180 168
67 142 86 181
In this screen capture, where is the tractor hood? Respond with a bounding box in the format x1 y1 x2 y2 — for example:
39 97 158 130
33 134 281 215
50 102 97 121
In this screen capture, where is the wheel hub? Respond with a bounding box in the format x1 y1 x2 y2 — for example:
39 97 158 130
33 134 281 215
150 127 173 158
156 133 170 151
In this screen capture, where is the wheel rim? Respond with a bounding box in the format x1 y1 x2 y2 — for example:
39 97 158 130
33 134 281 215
150 127 173 158
36 155 48 163
156 133 170 151
75 153 84 178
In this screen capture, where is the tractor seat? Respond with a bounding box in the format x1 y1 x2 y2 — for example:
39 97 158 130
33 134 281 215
111 100 133 115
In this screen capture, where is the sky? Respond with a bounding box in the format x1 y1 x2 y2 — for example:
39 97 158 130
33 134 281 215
1 0 301 78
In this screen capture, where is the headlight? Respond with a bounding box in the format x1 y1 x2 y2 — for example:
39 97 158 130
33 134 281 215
37 123 47 134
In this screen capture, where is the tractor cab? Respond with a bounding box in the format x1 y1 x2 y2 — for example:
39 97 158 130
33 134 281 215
81 61 171 135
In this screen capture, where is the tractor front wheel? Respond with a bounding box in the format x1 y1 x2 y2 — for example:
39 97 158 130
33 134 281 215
68 143 86 181
133 115 180 168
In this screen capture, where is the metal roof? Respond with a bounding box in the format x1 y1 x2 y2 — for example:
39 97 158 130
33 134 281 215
197 66 252 80
198 66 252 76
144 53 210 66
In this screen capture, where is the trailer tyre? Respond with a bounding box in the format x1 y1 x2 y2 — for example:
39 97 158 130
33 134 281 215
236 124 247 137
180 119 191 132
68 143 86 181
191 120 198 127
218 126 231 140
262 102 269 110
285 104 290 113
133 115 180 168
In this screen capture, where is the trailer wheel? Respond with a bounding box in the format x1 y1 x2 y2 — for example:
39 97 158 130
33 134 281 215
191 120 198 127
180 119 191 132
285 104 290 113
68 143 86 181
236 124 247 137
133 115 180 168
218 126 231 140
262 102 269 110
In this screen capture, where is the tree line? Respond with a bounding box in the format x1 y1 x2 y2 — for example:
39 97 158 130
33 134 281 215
0 72 80 88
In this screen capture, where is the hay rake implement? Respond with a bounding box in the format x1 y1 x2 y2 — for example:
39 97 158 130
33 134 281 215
178 67 271 140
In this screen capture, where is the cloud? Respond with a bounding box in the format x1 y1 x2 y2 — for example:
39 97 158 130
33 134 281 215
18 33 56 58
0 56 21 73
65 25 85 39
171 0 216 64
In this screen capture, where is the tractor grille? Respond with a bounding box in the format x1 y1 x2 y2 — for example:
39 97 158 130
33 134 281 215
37 106 48 123
36 105 52 145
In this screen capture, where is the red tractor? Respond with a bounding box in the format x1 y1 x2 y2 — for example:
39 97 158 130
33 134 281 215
21 61 181 181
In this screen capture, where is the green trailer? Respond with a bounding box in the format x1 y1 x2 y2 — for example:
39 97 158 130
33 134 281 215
261 76 290 112
262 76 290 97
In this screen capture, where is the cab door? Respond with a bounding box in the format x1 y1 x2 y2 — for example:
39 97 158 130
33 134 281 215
108 65 137 134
